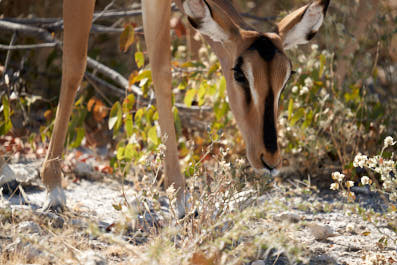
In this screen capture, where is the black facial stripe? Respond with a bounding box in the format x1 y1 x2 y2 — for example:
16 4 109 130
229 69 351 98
248 35 278 62
233 57 251 105
263 87 278 153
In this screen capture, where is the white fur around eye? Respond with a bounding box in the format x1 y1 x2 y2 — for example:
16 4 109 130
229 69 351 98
246 63 260 106
183 0 229 43
283 4 324 49
278 63 291 105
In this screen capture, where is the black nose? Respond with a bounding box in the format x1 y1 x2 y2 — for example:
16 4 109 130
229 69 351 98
260 154 274 171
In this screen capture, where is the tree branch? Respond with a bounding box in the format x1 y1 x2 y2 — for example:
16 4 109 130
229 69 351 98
0 42 59 50
0 21 56 43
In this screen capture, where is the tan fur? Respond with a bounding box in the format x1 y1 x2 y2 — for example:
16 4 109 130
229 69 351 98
41 0 329 211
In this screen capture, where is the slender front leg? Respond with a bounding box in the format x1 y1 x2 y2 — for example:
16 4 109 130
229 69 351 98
41 0 95 211
142 0 186 217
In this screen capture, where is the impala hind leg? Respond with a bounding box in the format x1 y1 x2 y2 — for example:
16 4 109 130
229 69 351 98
40 0 95 211
142 0 186 218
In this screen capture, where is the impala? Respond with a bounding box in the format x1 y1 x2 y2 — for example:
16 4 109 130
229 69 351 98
40 0 330 217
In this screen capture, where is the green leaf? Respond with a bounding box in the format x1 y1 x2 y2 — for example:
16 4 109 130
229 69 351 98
319 54 326 78
290 107 305 126
116 145 125 160
70 127 85 148
1 95 12 135
134 108 145 127
119 24 135 52
135 70 152 83
302 110 314 129
173 107 182 136
197 82 207 106
135 51 145 68
184 88 197 107
218 76 226 97
208 83 217 96
122 94 135 113
288 98 294 121
124 143 136 161
109 102 122 131
148 126 160 145
125 114 134 137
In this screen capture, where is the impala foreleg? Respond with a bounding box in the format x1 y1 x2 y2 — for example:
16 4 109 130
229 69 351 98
142 0 186 217
41 0 95 211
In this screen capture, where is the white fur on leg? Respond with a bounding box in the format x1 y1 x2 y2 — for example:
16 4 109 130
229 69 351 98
44 186 66 211
176 196 186 219
176 191 193 219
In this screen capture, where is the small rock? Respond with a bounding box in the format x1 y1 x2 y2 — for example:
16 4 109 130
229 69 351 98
251 260 266 265
17 221 41 234
78 250 107 265
70 218 88 228
256 195 267 205
307 223 337 241
74 162 94 179
273 212 301 223
36 211 64 229
0 159 16 186
25 244 43 261
5 238 42 260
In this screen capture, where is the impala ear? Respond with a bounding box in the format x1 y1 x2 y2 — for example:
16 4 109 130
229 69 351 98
276 0 330 50
182 0 240 43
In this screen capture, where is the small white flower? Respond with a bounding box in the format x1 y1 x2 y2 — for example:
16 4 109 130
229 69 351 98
361 176 371 185
332 172 345 182
366 157 377 168
298 55 306 63
177 45 187 53
304 77 314 87
4 74 9 86
311 44 319 50
300 86 309 95
330 183 339 190
345 181 354 188
353 153 367 168
383 180 393 191
384 136 396 148
292 86 299 93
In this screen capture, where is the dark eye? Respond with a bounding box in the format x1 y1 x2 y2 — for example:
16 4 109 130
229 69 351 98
232 67 251 105
232 68 248 84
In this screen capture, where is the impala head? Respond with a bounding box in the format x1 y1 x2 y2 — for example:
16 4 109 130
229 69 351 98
183 0 330 174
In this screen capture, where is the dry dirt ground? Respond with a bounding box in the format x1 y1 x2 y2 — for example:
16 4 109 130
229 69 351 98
0 159 396 265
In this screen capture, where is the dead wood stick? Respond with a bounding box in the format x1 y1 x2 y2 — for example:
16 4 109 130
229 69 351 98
84 71 125 98
0 21 56 43
0 42 59 50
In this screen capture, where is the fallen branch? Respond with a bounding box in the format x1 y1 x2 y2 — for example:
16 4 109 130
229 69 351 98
86 57 142 96
1 9 143 26
0 42 59 50
84 71 125 98
0 20 57 43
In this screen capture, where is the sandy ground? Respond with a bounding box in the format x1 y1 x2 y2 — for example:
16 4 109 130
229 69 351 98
1 160 396 265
